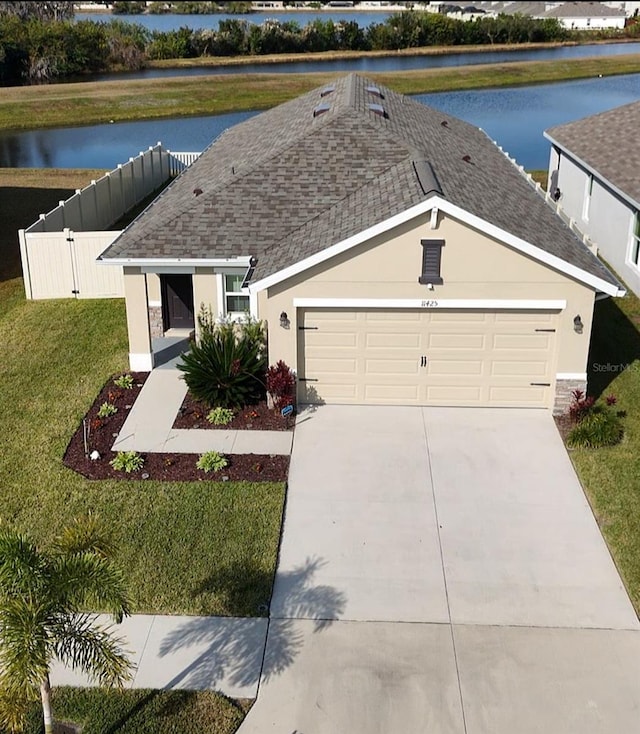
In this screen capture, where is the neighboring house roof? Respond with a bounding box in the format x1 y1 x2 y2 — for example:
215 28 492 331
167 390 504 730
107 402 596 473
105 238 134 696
545 100 640 208
542 1 626 17
100 73 619 290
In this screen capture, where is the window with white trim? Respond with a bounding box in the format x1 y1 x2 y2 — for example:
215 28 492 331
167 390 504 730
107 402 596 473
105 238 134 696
631 213 640 269
582 175 593 221
224 273 250 317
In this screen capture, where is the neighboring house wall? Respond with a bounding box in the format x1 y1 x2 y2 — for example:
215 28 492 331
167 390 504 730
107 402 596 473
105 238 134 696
549 148 640 296
258 211 596 410
556 15 626 29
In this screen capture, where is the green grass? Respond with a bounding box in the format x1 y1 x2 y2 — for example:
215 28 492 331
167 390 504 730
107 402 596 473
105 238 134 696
0 170 286 618
569 289 640 612
19 688 251 734
1 53 640 131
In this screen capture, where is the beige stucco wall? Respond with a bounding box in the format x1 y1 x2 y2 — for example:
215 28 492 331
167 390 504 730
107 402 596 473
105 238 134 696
259 211 596 378
146 272 161 303
123 266 153 370
193 267 218 339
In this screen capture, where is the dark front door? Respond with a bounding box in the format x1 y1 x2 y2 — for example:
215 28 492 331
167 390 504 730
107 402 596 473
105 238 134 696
162 274 195 330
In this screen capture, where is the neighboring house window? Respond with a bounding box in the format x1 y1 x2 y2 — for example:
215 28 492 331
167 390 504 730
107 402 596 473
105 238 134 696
224 273 250 317
631 213 640 269
419 239 444 285
582 175 593 221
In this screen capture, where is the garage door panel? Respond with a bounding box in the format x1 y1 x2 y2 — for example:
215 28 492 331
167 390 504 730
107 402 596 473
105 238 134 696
298 309 557 408
366 359 419 375
493 334 553 350
366 333 421 348
491 360 549 377
428 333 486 349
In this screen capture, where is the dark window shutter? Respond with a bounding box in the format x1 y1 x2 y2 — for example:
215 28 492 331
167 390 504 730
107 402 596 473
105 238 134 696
419 239 444 285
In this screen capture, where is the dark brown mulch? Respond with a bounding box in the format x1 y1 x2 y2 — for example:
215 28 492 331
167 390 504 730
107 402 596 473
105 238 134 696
63 374 289 482
173 393 294 431
554 413 573 444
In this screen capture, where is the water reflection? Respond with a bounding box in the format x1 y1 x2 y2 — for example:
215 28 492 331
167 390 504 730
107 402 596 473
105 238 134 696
1 74 639 171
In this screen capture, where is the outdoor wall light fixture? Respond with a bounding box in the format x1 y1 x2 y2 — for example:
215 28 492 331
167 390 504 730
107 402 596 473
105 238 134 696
573 315 584 334
280 311 289 328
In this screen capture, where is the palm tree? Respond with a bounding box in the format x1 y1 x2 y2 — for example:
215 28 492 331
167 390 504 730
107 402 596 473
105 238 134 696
0 516 134 734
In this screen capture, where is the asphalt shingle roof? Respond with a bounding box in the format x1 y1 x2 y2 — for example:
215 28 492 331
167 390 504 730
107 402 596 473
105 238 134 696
546 100 640 208
101 73 618 289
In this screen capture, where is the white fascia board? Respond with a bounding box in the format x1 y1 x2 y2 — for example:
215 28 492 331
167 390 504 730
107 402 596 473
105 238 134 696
544 133 640 212
293 298 567 310
556 372 587 381
433 197 624 297
249 198 435 292
250 195 623 297
99 257 251 268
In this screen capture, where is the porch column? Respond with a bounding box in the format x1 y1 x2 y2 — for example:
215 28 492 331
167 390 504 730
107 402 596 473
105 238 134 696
123 266 154 371
192 267 217 342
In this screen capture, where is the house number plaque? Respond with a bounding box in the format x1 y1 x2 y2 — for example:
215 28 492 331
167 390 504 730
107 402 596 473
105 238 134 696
420 300 439 308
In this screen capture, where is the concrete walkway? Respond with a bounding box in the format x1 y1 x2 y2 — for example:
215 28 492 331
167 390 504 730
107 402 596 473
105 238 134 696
112 367 293 455
239 405 640 734
50 614 268 699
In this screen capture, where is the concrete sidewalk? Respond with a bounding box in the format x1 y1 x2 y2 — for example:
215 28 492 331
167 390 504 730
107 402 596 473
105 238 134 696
50 614 268 699
112 367 293 455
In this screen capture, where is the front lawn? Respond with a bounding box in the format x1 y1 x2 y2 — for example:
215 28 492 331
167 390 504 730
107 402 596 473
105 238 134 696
570 290 640 612
20 688 250 734
0 170 285 617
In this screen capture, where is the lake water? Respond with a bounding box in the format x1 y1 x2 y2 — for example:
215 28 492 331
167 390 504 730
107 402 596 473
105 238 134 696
1 73 639 170
75 10 395 31
86 41 640 82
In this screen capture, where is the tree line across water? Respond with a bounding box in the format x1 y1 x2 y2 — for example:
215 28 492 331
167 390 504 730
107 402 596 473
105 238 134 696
1 3 638 84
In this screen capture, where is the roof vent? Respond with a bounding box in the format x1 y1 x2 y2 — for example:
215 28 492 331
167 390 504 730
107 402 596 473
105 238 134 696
193 188 203 197
320 85 335 97
441 120 449 128
462 155 474 165
366 85 384 99
368 103 387 118
313 103 330 118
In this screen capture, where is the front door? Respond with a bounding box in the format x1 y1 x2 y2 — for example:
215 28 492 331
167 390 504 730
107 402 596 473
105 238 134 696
161 274 195 331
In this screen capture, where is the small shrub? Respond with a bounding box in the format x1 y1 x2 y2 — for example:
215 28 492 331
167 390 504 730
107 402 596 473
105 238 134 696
109 451 144 473
97 402 118 418
114 374 134 389
206 407 235 425
177 320 266 408
567 406 624 449
196 451 229 473
266 360 296 411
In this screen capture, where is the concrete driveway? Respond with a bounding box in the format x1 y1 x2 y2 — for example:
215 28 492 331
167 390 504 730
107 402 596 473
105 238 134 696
239 406 640 734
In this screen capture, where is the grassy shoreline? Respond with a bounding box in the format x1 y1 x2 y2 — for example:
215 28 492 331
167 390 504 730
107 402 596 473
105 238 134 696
1 53 640 131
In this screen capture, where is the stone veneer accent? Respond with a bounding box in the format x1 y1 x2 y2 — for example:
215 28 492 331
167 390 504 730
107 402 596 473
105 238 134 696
553 378 587 416
148 306 163 338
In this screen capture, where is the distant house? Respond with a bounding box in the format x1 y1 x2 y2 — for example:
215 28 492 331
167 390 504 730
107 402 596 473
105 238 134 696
545 102 640 297
99 74 623 413
541 1 627 29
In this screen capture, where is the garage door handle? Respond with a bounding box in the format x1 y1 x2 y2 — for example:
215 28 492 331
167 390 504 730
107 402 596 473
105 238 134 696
298 377 318 382
298 326 318 330
535 328 556 332
530 382 551 386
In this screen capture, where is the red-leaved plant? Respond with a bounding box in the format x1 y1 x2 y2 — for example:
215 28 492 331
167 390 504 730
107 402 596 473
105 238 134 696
568 389 595 423
266 360 296 411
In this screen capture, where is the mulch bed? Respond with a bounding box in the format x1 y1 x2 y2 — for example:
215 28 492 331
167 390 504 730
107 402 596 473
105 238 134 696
173 393 294 431
63 373 289 482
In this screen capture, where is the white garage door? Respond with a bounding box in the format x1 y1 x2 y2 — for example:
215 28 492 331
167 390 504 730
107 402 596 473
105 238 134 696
297 309 558 408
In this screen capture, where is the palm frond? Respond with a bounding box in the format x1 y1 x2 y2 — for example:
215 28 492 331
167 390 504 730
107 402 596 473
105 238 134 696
51 552 132 622
0 597 51 690
0 528 46 598
53 614 134 687
0 682 37 734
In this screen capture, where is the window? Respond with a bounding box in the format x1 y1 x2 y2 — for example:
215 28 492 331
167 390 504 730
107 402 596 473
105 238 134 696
419 239 445 285
224 273 250 317
631 213 640 269
582 175 593 221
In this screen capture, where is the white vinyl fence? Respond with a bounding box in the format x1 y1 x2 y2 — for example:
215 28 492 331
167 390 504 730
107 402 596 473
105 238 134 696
19 144 201 300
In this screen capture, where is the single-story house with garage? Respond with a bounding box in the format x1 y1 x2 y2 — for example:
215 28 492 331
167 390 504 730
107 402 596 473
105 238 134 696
99 73 624 413
545 100 640 298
